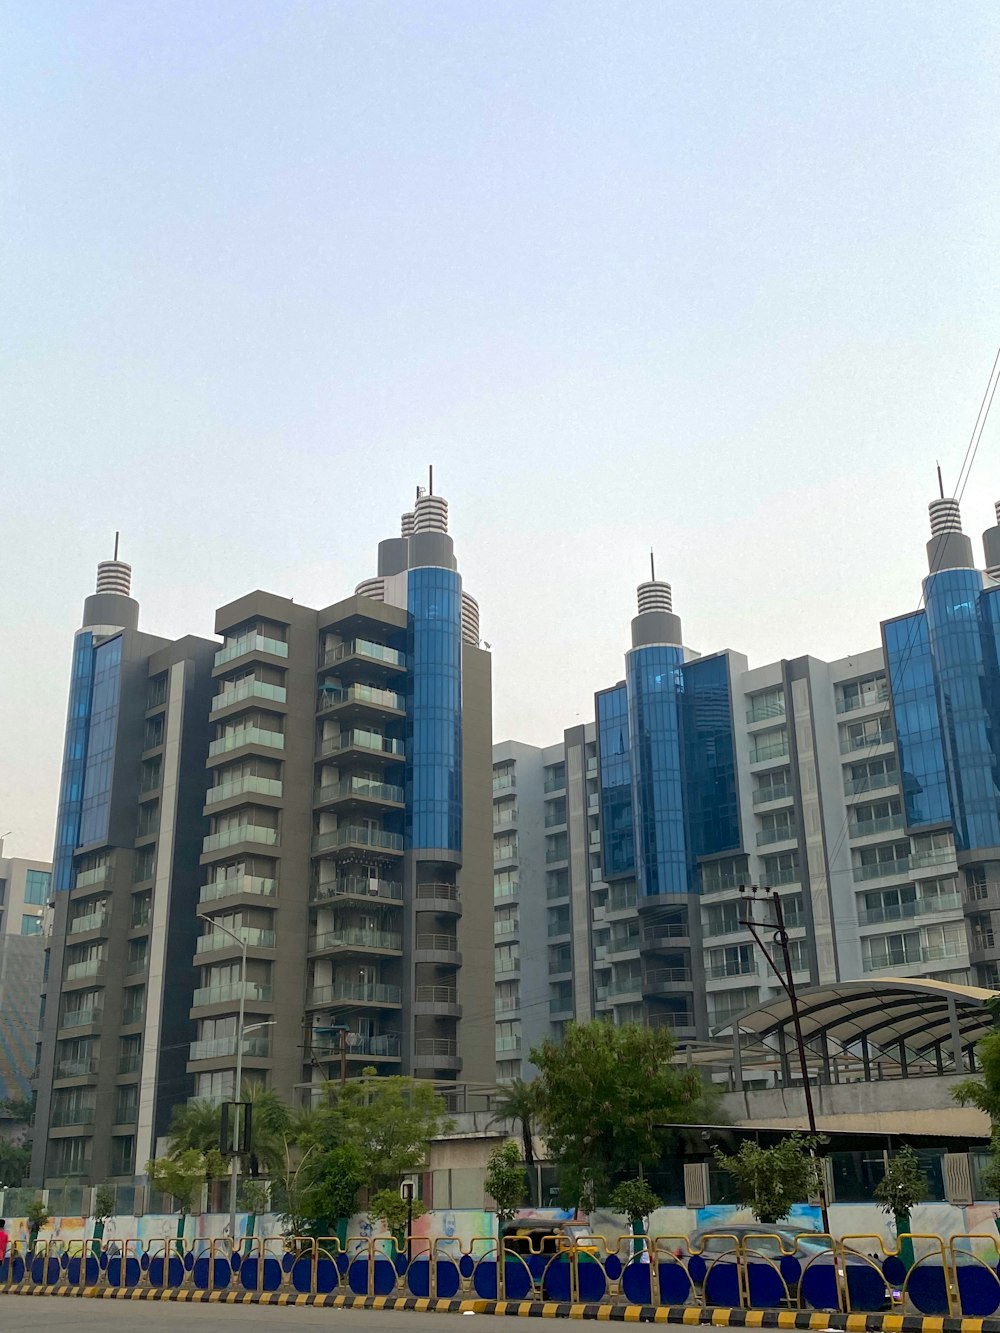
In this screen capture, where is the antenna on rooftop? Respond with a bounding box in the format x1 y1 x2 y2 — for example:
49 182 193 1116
114 531 120 560
937 462 945 500
429 464 433 496
650 548 655 581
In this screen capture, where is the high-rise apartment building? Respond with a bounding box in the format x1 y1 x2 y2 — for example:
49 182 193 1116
494 495 1000 1076
33 489 493 1191
0 855 52 1100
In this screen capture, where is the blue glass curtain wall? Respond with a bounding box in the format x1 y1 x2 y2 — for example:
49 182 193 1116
626 645 687 897
680 655 740 859
884 612 951 829
78 635 124 848
597 684 634 877
52 632 96 891
924 568 1000 851
406 568 463 852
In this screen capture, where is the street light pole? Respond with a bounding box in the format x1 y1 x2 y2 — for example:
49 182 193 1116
198 913 247 1247
738 884 831 1235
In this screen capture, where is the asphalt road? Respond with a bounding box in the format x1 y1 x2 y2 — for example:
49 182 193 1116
1 1300 693 1332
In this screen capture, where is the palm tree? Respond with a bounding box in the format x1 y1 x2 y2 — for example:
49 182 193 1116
490 1079 539 1205
167 1098 221 1155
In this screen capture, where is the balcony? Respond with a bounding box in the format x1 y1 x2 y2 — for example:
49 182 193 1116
309 928 402 954
215 633 288 668
414 986 461 1017
757 825 796 847
543 775 566 794
189 1034 272 1062
837 689 889 714
753 784 792 806
51 1106 95 1128
414 932 462 964
643 967 693 990
65 958 105 982
314 777 404 808
308 982 402 1008
118 1051 141 1074
911 848 956 871
195 927 275 955
415 1038 461 1070
746 701 785 724
192 981 273 1007
863 942 963 973
61 1007 102 1030
750 740 789 764
209 727 284 757
851 814 904 839
545 846 568 864
415 883 462 913
312 875 402 905
212 679 287 713
642 921 690 946
311 826 403 855
495 995 520 1015
840 730 892 754
343 1034 401 1059
857 893 962 926
74 865 109 889
207 775 283 806
200 875 277 904
543 811 566 829
853 858 910 883
68 911 109 936
494 918 519 938
844 771 899 797
203 824 278 853
317 731 405 761
493 774 515 794
324 638 405 669
317 684 404 715
705 960 756 980
55 1058 99 1079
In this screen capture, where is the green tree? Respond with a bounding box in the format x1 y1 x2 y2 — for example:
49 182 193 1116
713 1133 821 1225
369 1187 427 1253
91 1184 117 1256
25 1199 49 1250
0 1137 31 1187
490 1079 539 1201
0 1096 34 1123
531 1021 715 1208
147 1148 224 1243
874 1146 928 1270
609 1178 662 1254
485 1140 527 1223
328 1072 452 1193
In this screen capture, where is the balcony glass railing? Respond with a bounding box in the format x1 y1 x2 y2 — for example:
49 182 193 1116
857 893 962 926
212 679 287 712
705 961 756 980
543 774 566 793
493 882 519 901
310 928 402 953
51 1107 95 1127
200 875 277 903
125 954 148 976
543 811 566 828
844 771 899 796
195 927 275 954
862 942 962 972
495 995 520 1014
207 775 283 805
492 774 515 793
203 825 278 853
118 1051 141 1074
61 1007 102 1029
750 740 789 763
324 639 406 669
308 983 402 1007
68 911 108 935
837 689 889 714
840 730 893 754
851 814 904 839
189 1034 272 1061
494 918 519 937
74 865 109 888
911 847 956 870
192 981 273 1006
55 1058 98 1078
317 683 404 713
318 731 405 759
65 958 105 981
209 727 284 756
753 785 792 806
311 827 403 854
494 1036 521 1054
314 778 404 806
545 846 568 863
313 876 403 903
215 633 288 667
746 701 785 724
853 858 910 882
757 825 796 847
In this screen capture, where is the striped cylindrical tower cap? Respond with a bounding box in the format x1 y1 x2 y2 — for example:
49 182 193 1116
96 560 132 596
414 493 448 533
637 580 672 614
929 498 963 536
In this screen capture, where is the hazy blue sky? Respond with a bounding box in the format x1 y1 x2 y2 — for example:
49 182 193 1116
2 2 999 858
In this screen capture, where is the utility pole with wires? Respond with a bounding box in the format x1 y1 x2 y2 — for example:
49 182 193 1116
738 883 831 1235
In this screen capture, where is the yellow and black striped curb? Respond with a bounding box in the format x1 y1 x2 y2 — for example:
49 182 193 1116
4 1286 1000 1331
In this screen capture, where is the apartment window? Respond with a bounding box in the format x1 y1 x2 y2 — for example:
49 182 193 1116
761 850 800 886
971 914 996 952
133 847 155 883
855 842 910 874
750 726 788 763
114 1084 139 1125
746 688 785 723
495 980 520 1014
549 943 572 974
704 901 742 937
495 943 520 975
24 869 51 906
119 1035 142 1074
843 717 892 751
863 931 920 971
111 1136 135 1176
492 762 516 793
50 1137 90 1177
547 905 570 937
967 867 991 901
787 938 810 973
494 798 518 827
839 674 888 712
550 980 573 1014
496 1021 521 1053
609 881 638 912
546 869 569 900
137 801 159 838
493 870 518 900
126 937 148 975
543 763 566 793
147 674 168 709
707 944 754 979
497 1060 521 1083
700 856 749 893
0 879 5 905
709 987 758 1025
122 985 145 1025
783 893 804 928
143 716 164 750
131 892 152 929
21 914 42 936
545 833 568 862
758 810 796 844
495 905 519 936
494 833 518 864
755 770 791 802
195 1069 235 1102
610 920 640 951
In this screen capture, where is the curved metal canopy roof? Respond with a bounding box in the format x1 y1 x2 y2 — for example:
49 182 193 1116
719 977 998 1067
